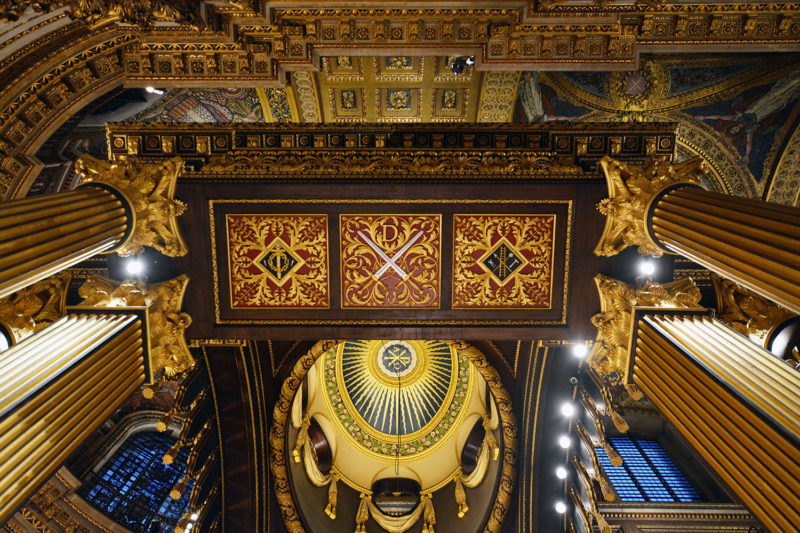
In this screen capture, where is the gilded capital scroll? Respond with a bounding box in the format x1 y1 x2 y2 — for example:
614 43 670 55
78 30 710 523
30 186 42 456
77 274 194 377
594 157 706 258
588 274 702 382
712 274 796 346
75 155 188 257
0 272 71 344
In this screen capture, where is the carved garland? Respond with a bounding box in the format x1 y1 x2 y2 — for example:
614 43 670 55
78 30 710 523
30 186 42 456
269 340 516 533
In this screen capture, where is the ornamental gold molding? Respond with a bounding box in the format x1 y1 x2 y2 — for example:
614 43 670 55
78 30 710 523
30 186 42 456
712 274 796 345
75 155 188 257
119 3 800 85
0 272 70 344
0 27 132 199
77 274 194 377
588 274 702 382
269 339 516 533
0 0 251 27
594 156 706 258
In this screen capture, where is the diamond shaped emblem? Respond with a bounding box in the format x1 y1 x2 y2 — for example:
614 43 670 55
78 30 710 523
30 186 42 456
482 242 524 282
259 242 299 282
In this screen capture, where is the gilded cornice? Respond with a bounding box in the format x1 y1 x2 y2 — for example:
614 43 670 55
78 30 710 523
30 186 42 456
77 274 195 378
594 156 706 258
0 26 132 199
105 122 677 181
588 274 702 382
119 3 800 85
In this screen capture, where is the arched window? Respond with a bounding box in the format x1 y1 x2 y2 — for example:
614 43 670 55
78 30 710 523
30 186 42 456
597 437 701 503
78 431 193 533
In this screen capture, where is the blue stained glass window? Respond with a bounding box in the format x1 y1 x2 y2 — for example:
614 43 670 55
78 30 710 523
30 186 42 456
596 437 702 503
79 431 194 533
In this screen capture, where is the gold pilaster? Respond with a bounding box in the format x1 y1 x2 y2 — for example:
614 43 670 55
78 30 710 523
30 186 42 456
588 274 702 383
634 313 800 532
651 186 800 314
0 312 146 523
594 157 706 258
0 187 128 299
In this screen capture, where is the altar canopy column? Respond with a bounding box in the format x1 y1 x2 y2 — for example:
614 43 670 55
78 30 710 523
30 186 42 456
0 186 129 298
0 156 187 299
594 157 800 314
633 312 800 532
0 312 146 522
650 185 800 313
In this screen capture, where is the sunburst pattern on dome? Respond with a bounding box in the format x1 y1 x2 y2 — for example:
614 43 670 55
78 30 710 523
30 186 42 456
339 340 455 438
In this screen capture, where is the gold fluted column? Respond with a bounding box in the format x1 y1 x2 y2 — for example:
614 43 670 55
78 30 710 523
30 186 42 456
652 186 800 313
0 312 147 523
0 156 187 300
633 313 800 532
0 186 128 299
595 156 800 314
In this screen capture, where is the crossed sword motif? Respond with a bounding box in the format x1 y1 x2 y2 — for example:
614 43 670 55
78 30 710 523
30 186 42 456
357 230 423 280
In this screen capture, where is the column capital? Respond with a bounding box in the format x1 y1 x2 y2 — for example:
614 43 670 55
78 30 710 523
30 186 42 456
0 272 71 344
594 157 706 258
712 274 796 346
75 155 188 257
77 274 194 378
589 274 702 383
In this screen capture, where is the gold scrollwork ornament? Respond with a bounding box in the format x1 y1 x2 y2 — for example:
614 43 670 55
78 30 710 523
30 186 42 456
594 156 706 258
588 274 702 382
75 155 188 258
0 272 71 344
77 274 194 378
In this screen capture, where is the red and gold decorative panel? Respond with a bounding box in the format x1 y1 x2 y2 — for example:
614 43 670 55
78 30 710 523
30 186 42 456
340 214 441 308
453 215 555 309
227 214 329 308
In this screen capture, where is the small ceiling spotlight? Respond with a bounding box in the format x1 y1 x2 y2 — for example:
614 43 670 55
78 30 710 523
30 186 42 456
561 402 575 417
190 513 199 521
638 259 656 276
558 435 571 449
556 466 568 479
450 56 475 75
572 343 589 359
145 86 165 95
125 257 144 276
555 501 567 514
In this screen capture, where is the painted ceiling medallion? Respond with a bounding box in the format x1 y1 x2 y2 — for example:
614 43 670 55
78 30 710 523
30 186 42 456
323 341 471 458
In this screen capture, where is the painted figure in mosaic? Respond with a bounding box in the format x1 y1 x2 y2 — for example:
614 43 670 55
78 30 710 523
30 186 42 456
694 70 800 164
518 72 579 123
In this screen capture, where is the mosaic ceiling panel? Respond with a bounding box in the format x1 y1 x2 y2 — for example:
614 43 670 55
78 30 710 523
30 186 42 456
517 53 800 204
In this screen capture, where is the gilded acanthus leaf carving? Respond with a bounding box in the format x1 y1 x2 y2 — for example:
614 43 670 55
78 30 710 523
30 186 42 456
0 272 71 344
0 0 245 27
588 274 702 382
594 156 706 258
74 155 188 257
712 274 795 344
200 151 583 178
78 274 194 378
